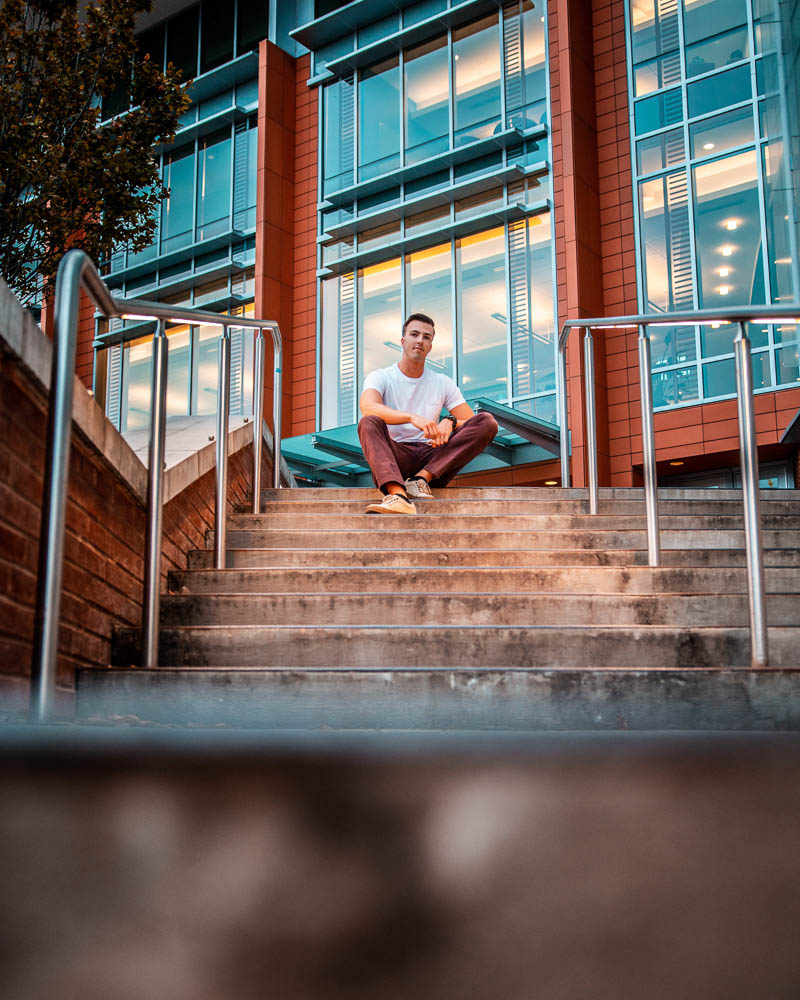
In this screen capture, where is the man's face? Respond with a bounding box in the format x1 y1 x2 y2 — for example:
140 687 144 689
401 320 434 363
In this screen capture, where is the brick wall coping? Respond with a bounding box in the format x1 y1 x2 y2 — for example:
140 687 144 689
0 276 255 507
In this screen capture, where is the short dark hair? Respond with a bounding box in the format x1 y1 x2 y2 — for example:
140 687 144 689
402 313 435 335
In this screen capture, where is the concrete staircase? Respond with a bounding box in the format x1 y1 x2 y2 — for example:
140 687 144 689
77 487 800 730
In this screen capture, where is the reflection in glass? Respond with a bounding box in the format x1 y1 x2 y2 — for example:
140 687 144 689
762 140 796 302
405 36 449 164
453 14 501 146
456 227 507 398
634 53 681 96
162 147 194 252
529 214 556 395
634 89 683 134
320 275 343 430
687 64 751 118
776 342 800 385
197 129 232 241
683 0 747 46
405 205 450 238
454 186 504 220
637 128 684 173
166 328 191 416
194 326 220 415
693 149 762 308
358 222 401 253
122 336 153 432
405 244 454 378
639 171 693 312
689 106 754 159
703 352 771 396
650 324 697 368
359 260 402 384
359 57 401 180
651 366 699 407
323 78 354 194
630 0 680 65
504 0 547 128
685 26 749 78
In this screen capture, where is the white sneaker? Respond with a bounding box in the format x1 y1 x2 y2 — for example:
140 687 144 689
365 493 417 515
404 477 435 500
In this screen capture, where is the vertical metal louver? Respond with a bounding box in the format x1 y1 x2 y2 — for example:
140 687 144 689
233 120 250 231
338 272 355 425
508 217 533 398
665 171 693 309
106 343 123 430
503 2 524 128
341 74 355 186
229 327 246 415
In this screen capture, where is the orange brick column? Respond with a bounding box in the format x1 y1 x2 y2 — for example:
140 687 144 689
550 0 608 487
592 0 640 486
291 54 319 437
255 39 297 438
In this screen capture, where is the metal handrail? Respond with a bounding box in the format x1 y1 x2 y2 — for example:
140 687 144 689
30 250 284 719
557 303 800 668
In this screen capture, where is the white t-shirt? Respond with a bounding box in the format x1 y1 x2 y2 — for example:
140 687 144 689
362 364 466 442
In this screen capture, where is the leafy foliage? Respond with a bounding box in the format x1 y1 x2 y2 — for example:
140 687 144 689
0 0 190 303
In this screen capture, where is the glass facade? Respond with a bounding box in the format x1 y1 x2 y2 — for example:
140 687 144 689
318 0 556 428
627 0 800 409
97 0 263 429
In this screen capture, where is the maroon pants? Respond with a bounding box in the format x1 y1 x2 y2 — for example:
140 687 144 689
357 412 498 492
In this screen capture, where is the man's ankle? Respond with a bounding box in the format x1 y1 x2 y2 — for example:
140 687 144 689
384 482 408 496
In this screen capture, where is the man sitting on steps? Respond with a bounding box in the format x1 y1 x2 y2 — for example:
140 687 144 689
358 312 498 515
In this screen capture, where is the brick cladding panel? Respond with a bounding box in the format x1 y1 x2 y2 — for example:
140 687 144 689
291 54 319 436
0 348 263 706
592 0 640 484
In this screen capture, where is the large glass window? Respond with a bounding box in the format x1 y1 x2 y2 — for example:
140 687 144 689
404 37 449 164
358 57 401 180
358 260 402 381
406 244 454 378
453 14 502 146
162 147 195 252
319 216 556 427
627 0 799 407
693 149 762 308
197 129 232 241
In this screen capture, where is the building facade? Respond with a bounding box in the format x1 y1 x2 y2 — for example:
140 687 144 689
79 0 800 488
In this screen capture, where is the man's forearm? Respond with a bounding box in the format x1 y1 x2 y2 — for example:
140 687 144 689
360 400 414 425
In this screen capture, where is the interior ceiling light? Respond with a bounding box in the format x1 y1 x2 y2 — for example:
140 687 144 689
544 479 558 485
703 142 715 150
721 245 734 256
669 460 684 466
718 267 730 277
718 285 730 295
725 219 739 231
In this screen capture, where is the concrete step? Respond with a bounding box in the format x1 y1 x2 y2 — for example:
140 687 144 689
169 565 800 596
210 527 800 552
246 498 800 516
186 546 800 569
259 486 800 502
227 512 800 531
111 624 800 669
76 667 800 730
157 592 800 628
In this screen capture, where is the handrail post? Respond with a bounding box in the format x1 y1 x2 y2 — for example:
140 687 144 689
215 330 232 570
252 330 265 513
734 322 769 666
557 333 570 487
30 252 83 720
583 328 599 514
141 321 168 669
638 325 661 567
271 327 282 489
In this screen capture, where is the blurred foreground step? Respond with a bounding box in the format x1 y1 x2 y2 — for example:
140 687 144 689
77 667 800 730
